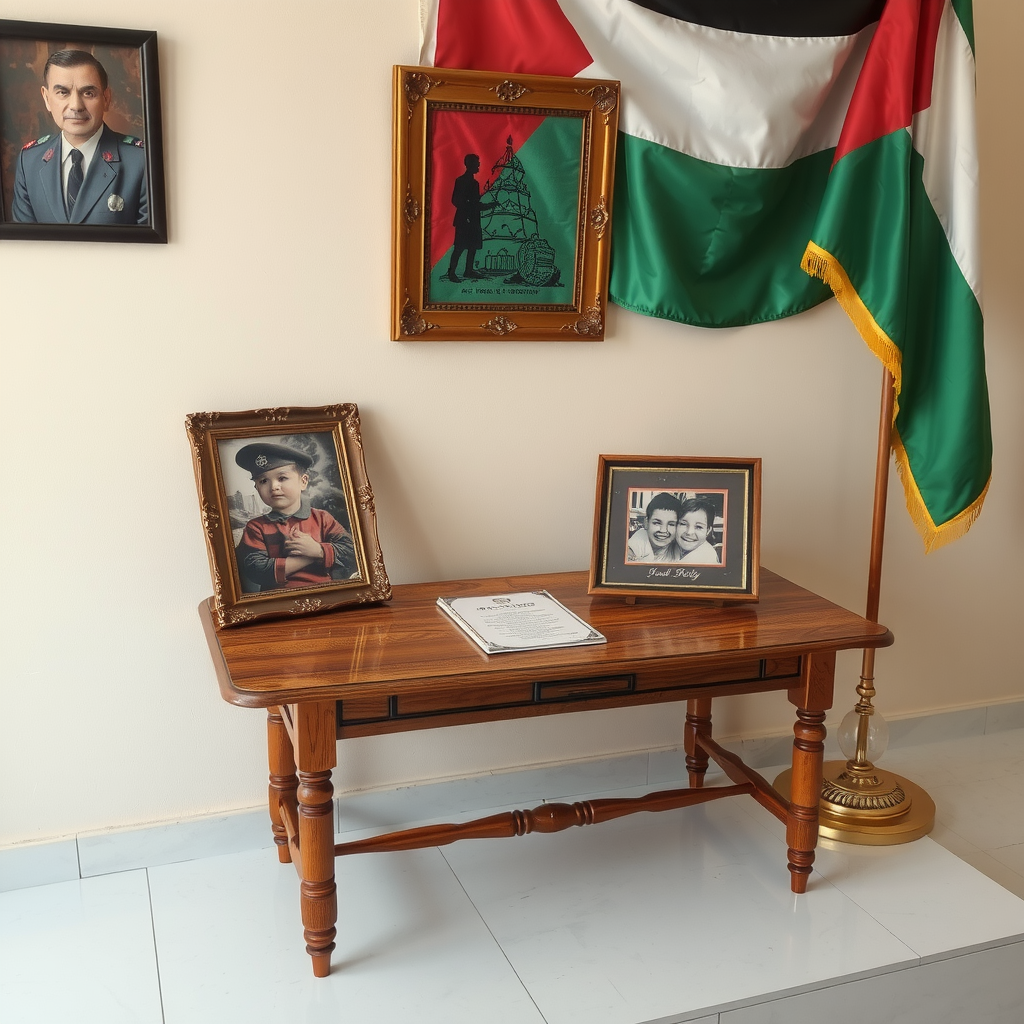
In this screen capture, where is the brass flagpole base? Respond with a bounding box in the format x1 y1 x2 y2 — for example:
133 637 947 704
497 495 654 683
775 761 935 845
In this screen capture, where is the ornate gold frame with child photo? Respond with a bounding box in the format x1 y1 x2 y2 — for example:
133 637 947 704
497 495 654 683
185 404 391 627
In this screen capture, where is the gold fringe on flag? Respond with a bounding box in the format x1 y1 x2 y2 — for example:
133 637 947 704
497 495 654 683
891 429 990 552
801 241 903 402
801 240 988 553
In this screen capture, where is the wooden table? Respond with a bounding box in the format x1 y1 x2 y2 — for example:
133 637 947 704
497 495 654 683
200 569 892 978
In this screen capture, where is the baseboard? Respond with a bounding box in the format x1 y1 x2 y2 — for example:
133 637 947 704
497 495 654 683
3 699 1023 893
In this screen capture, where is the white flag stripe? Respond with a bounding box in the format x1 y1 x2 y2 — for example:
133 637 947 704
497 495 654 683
420 0 875 170
909 2 981 304
558 0 873 169
418 0 439 67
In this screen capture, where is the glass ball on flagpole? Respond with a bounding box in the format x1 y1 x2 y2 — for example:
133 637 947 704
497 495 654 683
837 708 890 763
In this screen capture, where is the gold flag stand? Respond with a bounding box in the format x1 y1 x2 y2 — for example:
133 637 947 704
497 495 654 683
776 367 935 844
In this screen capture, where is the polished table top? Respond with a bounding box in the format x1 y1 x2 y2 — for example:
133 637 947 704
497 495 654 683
201 569 893 709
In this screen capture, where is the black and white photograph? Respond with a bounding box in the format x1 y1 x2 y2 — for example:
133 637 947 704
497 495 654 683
0 19 166 241
590 455 761 602
625 489 727 567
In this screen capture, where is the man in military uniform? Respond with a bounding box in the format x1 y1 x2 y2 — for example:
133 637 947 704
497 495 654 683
12 49 148 226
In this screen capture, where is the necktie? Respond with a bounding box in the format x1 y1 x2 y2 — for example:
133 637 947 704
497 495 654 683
67 149 84 216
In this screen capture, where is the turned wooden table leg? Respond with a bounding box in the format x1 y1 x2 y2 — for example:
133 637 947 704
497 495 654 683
787 707 827 893
294 701 338 978
298 769 337 976
268 707 297 864
786 652 835 893
685 698 713 787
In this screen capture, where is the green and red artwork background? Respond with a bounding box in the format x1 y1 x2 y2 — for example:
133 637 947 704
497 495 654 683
426 107 583 305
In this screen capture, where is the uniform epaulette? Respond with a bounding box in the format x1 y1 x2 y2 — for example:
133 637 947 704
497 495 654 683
122 135 145 148
22 134 52 150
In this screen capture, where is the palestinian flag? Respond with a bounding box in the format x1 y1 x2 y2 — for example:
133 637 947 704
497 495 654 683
420 0 990 549
421 0 886 326
803 0 989 549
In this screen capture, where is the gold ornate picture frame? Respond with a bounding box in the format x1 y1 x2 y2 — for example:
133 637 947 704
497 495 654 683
589 455 761 602
392 65 619 341
185 404 391 628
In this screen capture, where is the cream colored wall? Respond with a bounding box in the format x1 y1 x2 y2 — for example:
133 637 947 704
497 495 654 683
1 0 1021 845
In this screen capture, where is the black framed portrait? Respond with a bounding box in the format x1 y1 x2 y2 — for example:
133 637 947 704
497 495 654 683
589 455 761 602
0 19 166 242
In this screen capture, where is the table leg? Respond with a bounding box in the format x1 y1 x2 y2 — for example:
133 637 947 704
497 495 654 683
786 707 827 892
684 698 713 787
298 769 337 976
786 652 834 894
294 701 338 978
267 707 297 864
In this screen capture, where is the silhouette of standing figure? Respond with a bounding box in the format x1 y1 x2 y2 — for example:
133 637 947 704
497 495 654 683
445 153 494 282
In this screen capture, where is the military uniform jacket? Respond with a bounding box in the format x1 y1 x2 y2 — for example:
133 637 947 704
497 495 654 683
12 124 148 225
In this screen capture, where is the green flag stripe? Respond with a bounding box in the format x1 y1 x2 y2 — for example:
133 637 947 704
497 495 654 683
899 149 989 524
810 131 990 527
609 134 833 327
950 0 975 56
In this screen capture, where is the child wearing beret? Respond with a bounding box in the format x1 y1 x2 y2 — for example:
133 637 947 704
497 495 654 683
233 441 356 593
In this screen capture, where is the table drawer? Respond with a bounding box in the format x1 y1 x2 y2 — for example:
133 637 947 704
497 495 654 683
336 656 803 730
535 675 636 702
339 674 636 725
764 656 801 678
395 683 534 717
337 695 391 723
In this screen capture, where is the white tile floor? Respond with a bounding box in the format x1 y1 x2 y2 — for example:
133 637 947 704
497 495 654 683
4 729 1024 1024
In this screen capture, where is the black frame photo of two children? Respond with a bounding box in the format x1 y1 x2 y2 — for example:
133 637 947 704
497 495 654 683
185 404 391 627
589 455 761 602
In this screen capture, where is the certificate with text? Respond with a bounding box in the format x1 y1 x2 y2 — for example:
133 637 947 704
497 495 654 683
436 591 606 655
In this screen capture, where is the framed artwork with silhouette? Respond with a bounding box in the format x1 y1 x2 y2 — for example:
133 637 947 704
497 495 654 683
185 404 391 628
589 455 761 602
0 18 166 242
391 65 619 341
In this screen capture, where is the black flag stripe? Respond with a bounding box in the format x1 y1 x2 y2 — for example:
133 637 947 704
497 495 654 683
625 0 886 38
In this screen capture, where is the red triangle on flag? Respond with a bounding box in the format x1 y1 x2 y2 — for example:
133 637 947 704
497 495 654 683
435 0 592 77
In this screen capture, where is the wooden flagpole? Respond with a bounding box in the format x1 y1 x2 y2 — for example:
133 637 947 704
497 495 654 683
778 367 935 844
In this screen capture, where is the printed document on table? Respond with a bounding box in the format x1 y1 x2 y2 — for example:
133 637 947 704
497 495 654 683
436 590 606 655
